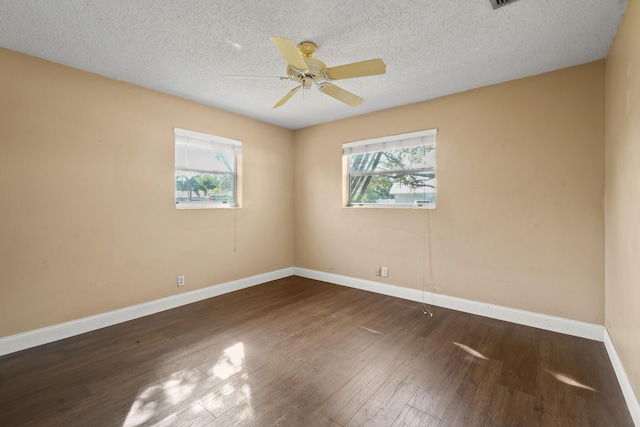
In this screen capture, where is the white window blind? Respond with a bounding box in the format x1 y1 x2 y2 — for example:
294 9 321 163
174 128 241 173
342 129 437 156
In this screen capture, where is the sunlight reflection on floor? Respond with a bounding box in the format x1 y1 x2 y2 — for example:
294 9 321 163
210 342 245 380
201 349 254 421
452 341 490 360
123 343 249 427
123 369 201 427
545 367 597 391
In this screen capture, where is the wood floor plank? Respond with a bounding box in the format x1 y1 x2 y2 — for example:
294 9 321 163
344 364 425 427
316 330 427 425
498 325 541 395
484 385 538 427
0 344 67 385
404 313 483 420
205 338 358 424
151 403 214 427
436 357 504 426
0 276 633 427
391 405 440 427
0 382 93 426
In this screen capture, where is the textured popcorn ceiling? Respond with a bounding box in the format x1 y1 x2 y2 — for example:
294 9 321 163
0 0 627 129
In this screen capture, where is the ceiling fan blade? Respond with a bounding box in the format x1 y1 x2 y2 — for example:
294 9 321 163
270 36 307 70
273 86 302 109
325 58 386 80
225 75 293 80
319 83 364 107
225 75 297 82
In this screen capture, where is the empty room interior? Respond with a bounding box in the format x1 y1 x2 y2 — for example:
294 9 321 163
0 1 639 426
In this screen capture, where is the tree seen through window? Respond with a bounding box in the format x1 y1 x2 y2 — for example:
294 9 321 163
348 144 435 205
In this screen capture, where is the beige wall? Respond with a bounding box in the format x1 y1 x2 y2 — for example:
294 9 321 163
294 61 605 324
605 0 640 402
0 46 610 340
0 48 294 338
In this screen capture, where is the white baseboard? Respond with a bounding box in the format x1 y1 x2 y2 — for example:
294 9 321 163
293 267 604 342
604 328 640 426
1 266 604 351
0 267 294 357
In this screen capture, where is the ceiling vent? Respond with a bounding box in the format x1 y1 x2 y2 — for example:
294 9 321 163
490 0 521 10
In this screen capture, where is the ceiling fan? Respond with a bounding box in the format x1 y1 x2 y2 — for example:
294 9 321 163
229 37 386 109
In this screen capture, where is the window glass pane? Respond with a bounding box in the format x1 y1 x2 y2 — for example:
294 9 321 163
175 170 234 204
349 144 434 174
349 173 435 205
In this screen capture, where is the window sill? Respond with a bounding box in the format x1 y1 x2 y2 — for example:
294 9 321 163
345 204 436 209
176 203 239 210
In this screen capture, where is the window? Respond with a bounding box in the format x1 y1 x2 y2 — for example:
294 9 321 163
343 129 437 207
174 128 241 208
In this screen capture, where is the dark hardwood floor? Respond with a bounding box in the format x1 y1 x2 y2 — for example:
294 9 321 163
0 276 632 426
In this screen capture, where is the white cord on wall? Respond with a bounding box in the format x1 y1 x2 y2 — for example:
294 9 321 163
422 209 434 317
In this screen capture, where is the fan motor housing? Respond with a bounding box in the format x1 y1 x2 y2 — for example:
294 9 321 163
287 57 327 87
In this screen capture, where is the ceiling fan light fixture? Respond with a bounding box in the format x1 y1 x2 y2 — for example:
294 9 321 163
301 77 314 89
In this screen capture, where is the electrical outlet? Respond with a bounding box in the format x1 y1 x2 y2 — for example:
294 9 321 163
382 267 389 277
177 275 185 287
375 267 381 276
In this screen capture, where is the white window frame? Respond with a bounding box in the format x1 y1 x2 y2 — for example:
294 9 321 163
342 129 437 208
174 127 242 209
